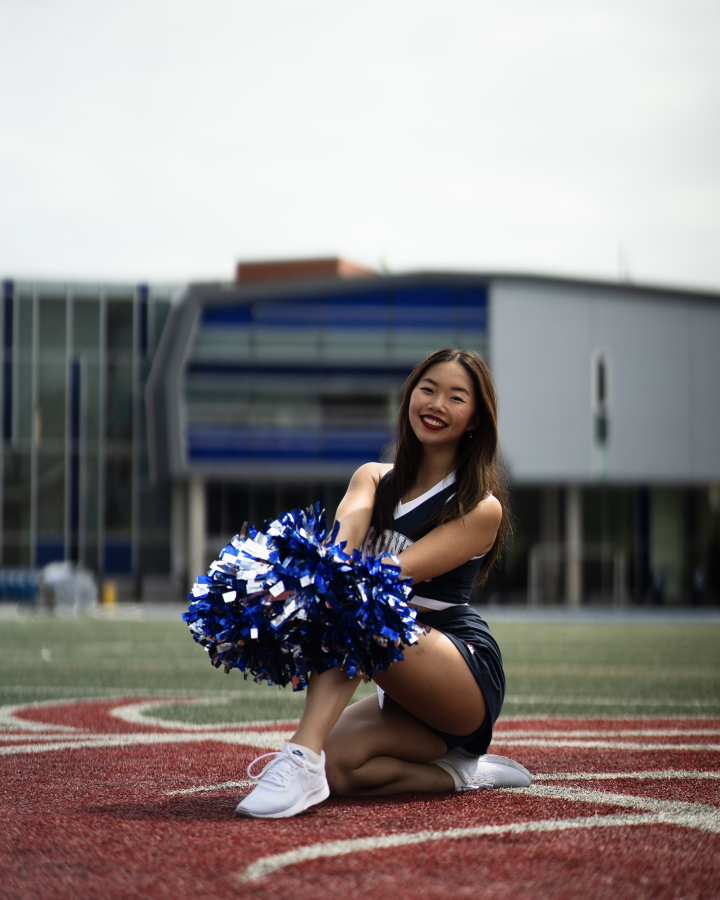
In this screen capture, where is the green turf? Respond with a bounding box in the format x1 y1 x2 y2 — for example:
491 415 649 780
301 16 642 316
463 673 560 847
1 613 719 723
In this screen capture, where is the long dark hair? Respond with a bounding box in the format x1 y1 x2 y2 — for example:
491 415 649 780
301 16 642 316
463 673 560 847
371 347 510 584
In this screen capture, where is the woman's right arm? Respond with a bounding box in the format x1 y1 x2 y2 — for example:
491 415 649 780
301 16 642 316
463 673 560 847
332 462 392 553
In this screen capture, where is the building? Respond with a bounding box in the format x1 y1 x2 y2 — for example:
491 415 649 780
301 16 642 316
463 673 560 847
0 278 175 598
147 260 720 606
2 261 719 605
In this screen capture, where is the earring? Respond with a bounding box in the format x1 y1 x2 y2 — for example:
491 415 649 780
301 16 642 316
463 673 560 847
467 430 474 439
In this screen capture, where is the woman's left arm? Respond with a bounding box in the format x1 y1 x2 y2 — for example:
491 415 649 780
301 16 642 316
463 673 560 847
394 494 502 585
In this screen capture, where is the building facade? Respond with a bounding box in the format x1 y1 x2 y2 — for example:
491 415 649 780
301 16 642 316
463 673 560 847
147 264 720 606
3 264 719 606
0 279 175 597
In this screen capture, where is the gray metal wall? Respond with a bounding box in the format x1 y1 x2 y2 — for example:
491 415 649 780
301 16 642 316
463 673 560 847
490 279 720 484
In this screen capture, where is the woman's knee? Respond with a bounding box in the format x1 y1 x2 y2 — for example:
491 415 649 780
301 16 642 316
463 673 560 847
324 737 361 796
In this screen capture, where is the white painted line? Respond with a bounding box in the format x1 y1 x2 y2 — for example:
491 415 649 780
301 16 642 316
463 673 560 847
534 770 720 782
0 702 80 732
238 781 720 882
491 739 720 751
166 780 254 795
108 699 298 732
0 730 291 756
238 814 662 882
495 729 720 738
504 696 720 708
519 784 720 832
0 733 107 742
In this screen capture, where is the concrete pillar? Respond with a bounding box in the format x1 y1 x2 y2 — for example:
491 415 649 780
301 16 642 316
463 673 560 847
540 486 560 603
188 477 206 590
170 482 187 597
565 485 582 607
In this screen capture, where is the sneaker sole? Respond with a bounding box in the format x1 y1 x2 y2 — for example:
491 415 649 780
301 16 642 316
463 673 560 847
235 779 330 819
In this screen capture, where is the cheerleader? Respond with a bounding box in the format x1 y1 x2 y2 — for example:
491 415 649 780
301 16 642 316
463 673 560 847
235 348 531 818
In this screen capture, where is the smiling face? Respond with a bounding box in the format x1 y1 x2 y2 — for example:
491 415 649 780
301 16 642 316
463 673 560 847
407 360 479 450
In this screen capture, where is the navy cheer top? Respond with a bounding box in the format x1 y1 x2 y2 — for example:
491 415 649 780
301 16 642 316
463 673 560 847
361 470 485 610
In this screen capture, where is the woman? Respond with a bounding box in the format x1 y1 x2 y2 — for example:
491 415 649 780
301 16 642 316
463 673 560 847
236 348 530 819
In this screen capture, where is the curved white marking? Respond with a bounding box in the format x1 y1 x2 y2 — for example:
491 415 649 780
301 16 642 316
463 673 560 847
239 785 720 882
495 729 720 738
108 698 298 731
0 730 292 756
239 814 661 882
535 770 720 781
491 739 720 751
166 780 254 795
504 695 720 708
519 784 720 830
0 701 80 733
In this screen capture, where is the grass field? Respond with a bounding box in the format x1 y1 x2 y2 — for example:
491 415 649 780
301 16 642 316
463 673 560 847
3 608 719 900
2 610 719 718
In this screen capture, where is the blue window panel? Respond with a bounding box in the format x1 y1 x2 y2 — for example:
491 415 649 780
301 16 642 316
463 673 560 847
35 540 65 567
456 286 488 332
201 304 252 326
391 285 456 308
104 540 133 574
186 362 413 379
252 427 322 459
187 426 393 463
325 289 389 308
322 428 392 460
324 290 390 328
187 426 252 459
252 300 322 328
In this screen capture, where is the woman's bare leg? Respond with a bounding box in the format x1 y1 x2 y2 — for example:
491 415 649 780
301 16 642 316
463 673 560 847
286 626 485 795
324 695 455 795
289 666 363 756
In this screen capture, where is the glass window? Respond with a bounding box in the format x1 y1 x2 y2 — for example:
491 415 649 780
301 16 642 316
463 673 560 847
74 299 100 350
18 295 33 351
107 299 133 351
39 297 66 350
105 455 132 530
38 360 66 442
106 360 133 442
37 450 65 533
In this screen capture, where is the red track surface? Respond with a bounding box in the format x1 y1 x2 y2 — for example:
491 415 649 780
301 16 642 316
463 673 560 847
2 698 719 899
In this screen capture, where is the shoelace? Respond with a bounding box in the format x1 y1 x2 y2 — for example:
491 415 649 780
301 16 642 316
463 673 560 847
247 751 307 788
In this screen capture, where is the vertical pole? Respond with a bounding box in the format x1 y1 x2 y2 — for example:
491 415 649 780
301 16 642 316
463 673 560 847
78 355 88 568
188 476 206 590
10 281 19 449
540 486 560 602
0 282 6 568
131 285 142 597
171 481 187 597
565 485 582 607
30 285 39 569
64 285 73 562
97 289 106 578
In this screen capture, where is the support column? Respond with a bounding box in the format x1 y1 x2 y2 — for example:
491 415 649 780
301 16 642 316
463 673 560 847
540 486 560 603
171 481 187 597
565 485 582 607
188 476 206 591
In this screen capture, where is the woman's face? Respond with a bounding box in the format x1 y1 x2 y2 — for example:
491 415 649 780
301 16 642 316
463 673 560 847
408 360 479 449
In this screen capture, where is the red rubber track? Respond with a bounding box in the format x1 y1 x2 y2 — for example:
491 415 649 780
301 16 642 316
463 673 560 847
1 698 719 900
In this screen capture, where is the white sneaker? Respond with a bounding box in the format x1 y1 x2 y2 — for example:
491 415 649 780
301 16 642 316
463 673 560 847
235 743 330 818
432 748 532 791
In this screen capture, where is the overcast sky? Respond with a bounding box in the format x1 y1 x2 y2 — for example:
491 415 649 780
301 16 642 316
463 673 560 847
1 0 718 290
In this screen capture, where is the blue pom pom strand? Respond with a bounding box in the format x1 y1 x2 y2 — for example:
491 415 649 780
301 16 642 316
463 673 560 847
182 504 423 690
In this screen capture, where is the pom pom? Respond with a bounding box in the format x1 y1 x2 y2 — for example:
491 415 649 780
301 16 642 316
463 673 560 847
182 504 422 690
